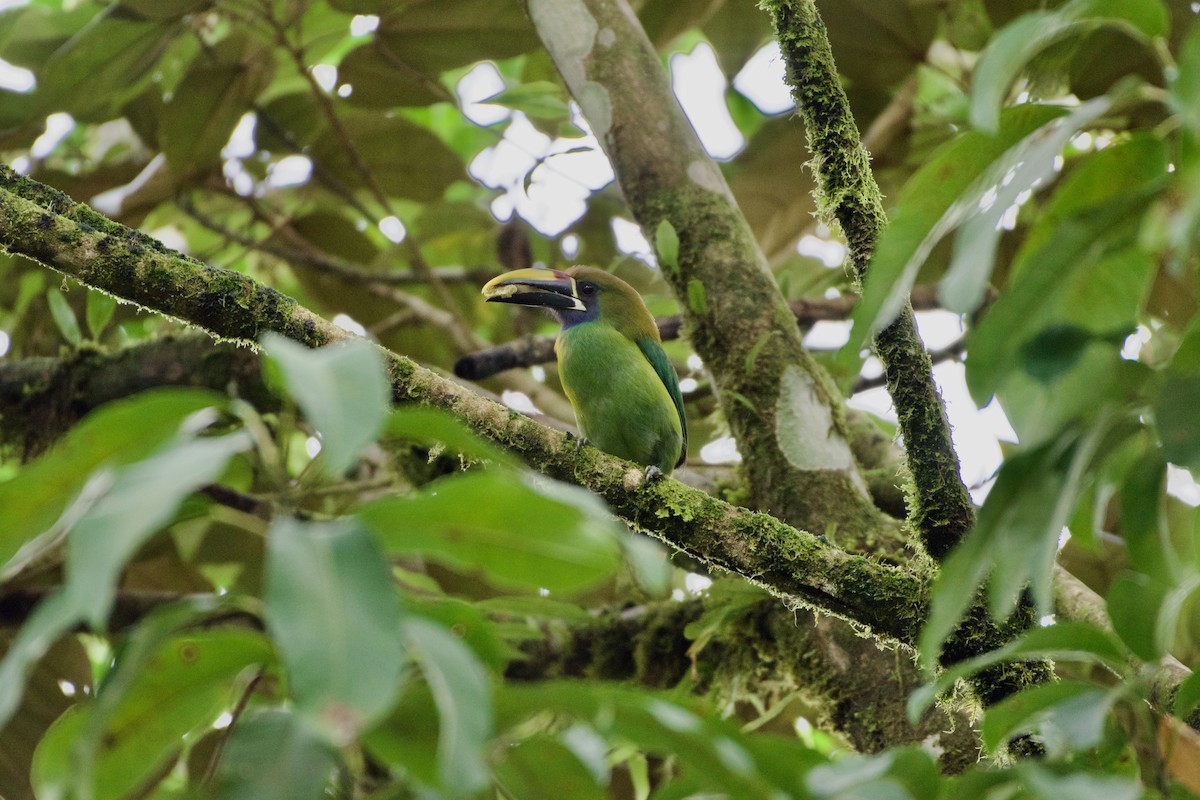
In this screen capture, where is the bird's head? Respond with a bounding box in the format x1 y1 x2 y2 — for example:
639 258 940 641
482 265 659 339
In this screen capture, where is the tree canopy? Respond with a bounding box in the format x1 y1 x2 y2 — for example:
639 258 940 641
1 0 1199 797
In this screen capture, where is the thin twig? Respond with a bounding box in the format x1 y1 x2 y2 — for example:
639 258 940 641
200 670 265 787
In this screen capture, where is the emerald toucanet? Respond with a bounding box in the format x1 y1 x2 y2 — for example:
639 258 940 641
482 266 687 474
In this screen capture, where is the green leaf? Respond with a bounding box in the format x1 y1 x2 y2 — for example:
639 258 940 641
910 622 1126 719
160 34 275 171
377 0 539 74
482 81 570 120
410 598 515 673
1020 324 1132 384
46 288 82 346
383 406 518 468
970 0 1167 132
620 532 671 596
261 333 390 479
1106 572 1170 660
1155 373 1200 472
804 748 941 800
0 3 99 71
255 91 325 151
32 629 273 800
264 517 406 742
1016 763 1142 800
1173 668 1200 718
655 219 680 275
687 278 708 315
0 594 86 734
362 682 442 787
209 709 339 800
702 2 773 77
494 734 607 799
328 0 397 13
982 680 1110 753
965 132 1166 405
814 0 937 102
310 111 465 202
67 431 251 628
919 417 1119 665
1171 19 1200 134
359 470 624 593
1118 450 1174 581
337 41 447 108
685 579 771 657
476 595 594 625
37 7 179 122
0 430 248 728
404 617 493 795
0 636 92 800
0 388 224 573
115 0 214 20
495 682 821 796
845 105 1062 353
940 97 1113 313
85 290 118 339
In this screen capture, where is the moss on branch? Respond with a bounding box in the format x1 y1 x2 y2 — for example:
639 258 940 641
0 164 338 350
510 593 984 772
760 0 976 561
0 163 1058 733
0 335 269 457
0 165 961 657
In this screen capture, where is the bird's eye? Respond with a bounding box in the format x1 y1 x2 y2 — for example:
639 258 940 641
579 282 597 296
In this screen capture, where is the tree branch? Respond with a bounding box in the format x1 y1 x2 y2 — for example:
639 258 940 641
0 163 1024 668
761 0 976 562
508 593 984 772
0 335 268 457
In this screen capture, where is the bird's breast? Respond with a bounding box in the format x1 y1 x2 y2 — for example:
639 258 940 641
555 324 682 472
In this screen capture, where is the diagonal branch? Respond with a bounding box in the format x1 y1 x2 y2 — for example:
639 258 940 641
0 163 966 658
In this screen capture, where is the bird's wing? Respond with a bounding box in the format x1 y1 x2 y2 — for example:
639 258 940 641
636 338 687 467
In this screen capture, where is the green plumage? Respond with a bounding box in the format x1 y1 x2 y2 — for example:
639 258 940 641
555 267 686 473
557 323 685 473
482 265 687 473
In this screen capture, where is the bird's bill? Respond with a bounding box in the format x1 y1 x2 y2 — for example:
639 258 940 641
481 268 586 312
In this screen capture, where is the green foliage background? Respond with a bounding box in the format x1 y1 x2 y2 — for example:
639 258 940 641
0 0 1199 798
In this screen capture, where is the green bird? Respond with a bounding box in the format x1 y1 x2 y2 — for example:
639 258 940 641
482 266 687 474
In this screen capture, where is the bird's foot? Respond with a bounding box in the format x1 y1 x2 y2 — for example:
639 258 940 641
643 465 665 483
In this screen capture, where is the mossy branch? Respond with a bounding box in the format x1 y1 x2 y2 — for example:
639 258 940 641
509 593 983 772
0 164 1051 714
0 164 922 643
761 0 976 562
